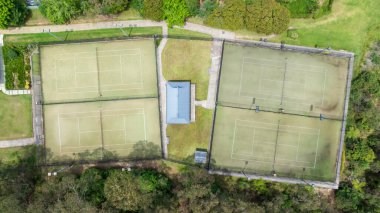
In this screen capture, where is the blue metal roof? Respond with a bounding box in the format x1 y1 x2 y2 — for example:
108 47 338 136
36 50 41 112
166 81 191 124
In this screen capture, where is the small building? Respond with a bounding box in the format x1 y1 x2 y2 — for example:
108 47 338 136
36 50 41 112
194 150 207 164
166 81 191 124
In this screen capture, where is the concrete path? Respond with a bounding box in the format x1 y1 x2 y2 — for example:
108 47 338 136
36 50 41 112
0 138 34 148
204 40 223 109
180 22 236 40
30 53 44 145
157 24 169 158
0 20 166 35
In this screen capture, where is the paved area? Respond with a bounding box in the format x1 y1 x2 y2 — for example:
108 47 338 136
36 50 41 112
205 40 223 109
30 53 44 145
181 23 235 40
0 20 166 35
0 138 34 148
157 24 169 158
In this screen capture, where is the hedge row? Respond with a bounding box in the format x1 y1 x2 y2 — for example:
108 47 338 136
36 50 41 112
3 45 31 90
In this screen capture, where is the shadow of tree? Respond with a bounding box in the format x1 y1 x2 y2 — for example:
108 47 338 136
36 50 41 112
127 141 161 160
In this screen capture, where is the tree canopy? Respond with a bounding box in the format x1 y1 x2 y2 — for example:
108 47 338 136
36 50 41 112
0 0 28 29
142 0 163 21
163 0 190 27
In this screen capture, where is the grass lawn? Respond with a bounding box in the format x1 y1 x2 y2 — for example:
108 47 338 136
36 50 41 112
0 92 33 140
167 107 213 161
25 9 51 26
4 27 162 44
272 0 380 69
162 39 212 100
168 28 212 39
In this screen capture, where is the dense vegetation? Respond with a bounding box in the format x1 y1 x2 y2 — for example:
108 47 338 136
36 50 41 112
277 0 334 19
2 44 32 90
0 0 28 28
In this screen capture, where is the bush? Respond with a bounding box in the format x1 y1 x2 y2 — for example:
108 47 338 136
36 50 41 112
198 0 217 17
246 0 290 34
101 0 129 15
163 0 189 27
142 0 163 21
205 0 246 31
277 0 319 18
40 0 81 24
0 0 28 29
3 45 28 89
186 0 199 16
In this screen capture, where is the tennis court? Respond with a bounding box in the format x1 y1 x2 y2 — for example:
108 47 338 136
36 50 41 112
218 42 349 119
40 39 157 103
44 99 161 162
210 42 351 182
211 106 342 181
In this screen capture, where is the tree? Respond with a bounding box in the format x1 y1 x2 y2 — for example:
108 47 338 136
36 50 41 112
205 0 245 30
39 0 81 24
142 0 163 21
163 0 189 27
336 183 364 211
186 0 199 16
198 0 217 17
0 0 28 29
101 0 129 15
104 171 153 211
246 0 290 34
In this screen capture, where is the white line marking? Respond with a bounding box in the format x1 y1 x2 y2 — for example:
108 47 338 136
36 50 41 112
321 70 327 105
236 119 320 132
231 155 315 168
231 120 238 159
313 129 321 168
238 58 245 96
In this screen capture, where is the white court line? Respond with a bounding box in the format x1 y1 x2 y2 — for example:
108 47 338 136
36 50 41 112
313 129 321 168
56 48 141 57
232 152 312 164
123 117 127 144
77 118 80 146
296 132 301 161
243 61 325 74
243 57 325 69
143 108 147 141
139 49 144 88
231 120 238 159
238 58 245 96
231 155 315 169
251 129 256 155
321 71 327 105
58 114 62 154
236 124 317 135
262 79 305 85
80 130 101 133
236 119 320 131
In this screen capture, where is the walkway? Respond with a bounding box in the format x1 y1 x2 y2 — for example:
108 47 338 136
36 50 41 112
0 20 166 35
157 24 169 158
0 138 34 148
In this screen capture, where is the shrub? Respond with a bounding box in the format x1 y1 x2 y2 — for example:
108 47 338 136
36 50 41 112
205 0 245 31
163 0 189 27
101 0 129 15
39 0 81 24
277 0 319 18
142 0 163 21
0 0 28 29
198 0 217 17
3 45 29 90
186 0 199 16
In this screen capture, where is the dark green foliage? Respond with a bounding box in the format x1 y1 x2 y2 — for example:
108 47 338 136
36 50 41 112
246 0 290 34
163 0 189 27
39 0 81 24
336 183 364 211
278 0 319 18
371 52 380 65
142 0 163 21
205 0 245 31
0 0 28 28
100 0 129 15
77 168 108 206
198 0 217 18
186 0 200 16
130 0 143 12
2 45 29 89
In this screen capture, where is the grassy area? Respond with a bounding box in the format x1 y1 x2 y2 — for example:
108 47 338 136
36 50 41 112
4 27 162 44
25 9 51 26
0 147 27 164
168 28 212 39
32 53 40 75
273 0 380 68
162 39 212 100
0 92 33 140
167 107 213 161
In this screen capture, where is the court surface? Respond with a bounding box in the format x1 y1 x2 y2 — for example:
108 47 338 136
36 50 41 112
211 106 342 181
218 42 349 119
40 39 157 104
44 99 161 162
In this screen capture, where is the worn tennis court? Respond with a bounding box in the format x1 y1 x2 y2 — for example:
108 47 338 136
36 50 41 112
218 42 349 118
39 39 162 163
44 99 161 162
210 42 351 182
40 39 157 103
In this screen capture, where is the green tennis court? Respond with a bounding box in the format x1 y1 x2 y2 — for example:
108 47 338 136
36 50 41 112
211 106 342 181
218 42 349 119
210 42 351 182
40 39 157 104
44 99 161 163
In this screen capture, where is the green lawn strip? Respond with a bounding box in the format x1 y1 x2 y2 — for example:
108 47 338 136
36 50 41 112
25 9 51 26
31 53 40 75
4 27 162 45
162 39 212 100
167 107 213 161
168 28 212 39
0 92 33 140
